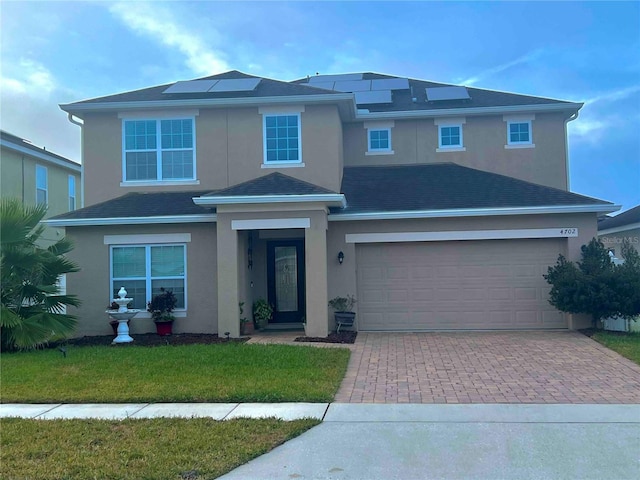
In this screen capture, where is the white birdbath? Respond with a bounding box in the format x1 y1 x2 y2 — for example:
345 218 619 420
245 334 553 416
106 287 140 344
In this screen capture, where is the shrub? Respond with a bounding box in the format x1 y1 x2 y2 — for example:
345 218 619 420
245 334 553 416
147 288 177 322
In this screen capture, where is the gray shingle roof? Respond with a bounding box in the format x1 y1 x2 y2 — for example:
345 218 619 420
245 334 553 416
51 191 212 220
335 164 610 214
598 205 640 230
202 172 337 197
1 130 80 167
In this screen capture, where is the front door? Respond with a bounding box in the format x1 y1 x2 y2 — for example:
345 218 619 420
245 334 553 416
267 239 305 323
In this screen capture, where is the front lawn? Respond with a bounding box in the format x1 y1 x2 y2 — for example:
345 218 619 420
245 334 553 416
1 343 350 403
590 331 640 365
1 417 318 479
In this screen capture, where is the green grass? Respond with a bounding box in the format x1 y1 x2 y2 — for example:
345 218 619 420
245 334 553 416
591 331 640 365
0 417 319 479
1 343 350 403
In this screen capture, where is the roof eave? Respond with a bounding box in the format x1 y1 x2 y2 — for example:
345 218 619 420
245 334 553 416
43 214 217 227
194 194 347 208
0 139 81 172
329 204 619 221
598 222 640 236
60 93 356 114
355 102 584 121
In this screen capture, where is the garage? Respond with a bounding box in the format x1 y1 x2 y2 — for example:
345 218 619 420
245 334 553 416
356 238 566 331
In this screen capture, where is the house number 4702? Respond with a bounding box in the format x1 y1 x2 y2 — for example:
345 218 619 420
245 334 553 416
559 228 578 236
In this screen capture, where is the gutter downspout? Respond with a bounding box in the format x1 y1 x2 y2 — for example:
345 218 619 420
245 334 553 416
67 113 85 208
565 110 579 191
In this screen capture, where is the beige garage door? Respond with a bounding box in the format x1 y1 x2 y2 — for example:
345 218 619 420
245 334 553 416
356 239 566 331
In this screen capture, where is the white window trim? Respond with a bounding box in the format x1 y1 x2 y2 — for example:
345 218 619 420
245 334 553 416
506 119 534 147
104 233 192 245
366 128 393 154
109 243 188 312
261 112 303 165
261 163 306 169
437 124 464 150
121 117 197 183
68 175 76 211
36 164 48 205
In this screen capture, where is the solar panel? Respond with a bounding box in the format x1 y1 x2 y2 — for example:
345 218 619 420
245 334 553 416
371 78 410 91
163 80 219 94
308 81 336 90
208 78 261 92
354 90 393 105
425 86 470 101
333 80 372 92
308 73 363 84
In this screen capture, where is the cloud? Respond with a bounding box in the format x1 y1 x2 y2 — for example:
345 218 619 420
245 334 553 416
460 50 544 86
108 2 229 77
1 59 56 97
582 85 640 106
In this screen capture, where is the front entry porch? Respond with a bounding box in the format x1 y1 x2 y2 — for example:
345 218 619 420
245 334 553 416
216 207 330 338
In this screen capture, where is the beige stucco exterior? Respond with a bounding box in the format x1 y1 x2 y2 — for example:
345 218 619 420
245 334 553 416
1 142 81 246
343 112 570 190
599 228 640 257
82 104 344 206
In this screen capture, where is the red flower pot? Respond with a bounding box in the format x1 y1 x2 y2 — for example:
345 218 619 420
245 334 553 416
155 321 173 336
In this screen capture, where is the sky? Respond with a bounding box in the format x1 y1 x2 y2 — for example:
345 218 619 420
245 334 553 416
1 0 639 212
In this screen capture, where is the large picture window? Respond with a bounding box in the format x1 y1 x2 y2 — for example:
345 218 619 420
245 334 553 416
263 114 301 164
123 119 194 181
110 244 186 310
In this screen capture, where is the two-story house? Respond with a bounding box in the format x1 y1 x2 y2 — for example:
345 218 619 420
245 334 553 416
1 130 82 246
47 71 616 338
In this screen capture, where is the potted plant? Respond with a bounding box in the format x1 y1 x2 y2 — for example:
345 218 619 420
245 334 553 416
328 295 357 333
240 302 254 336
252 298 273 330
147 288 177 336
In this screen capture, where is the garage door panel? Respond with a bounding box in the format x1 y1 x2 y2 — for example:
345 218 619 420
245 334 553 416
356 239 566 331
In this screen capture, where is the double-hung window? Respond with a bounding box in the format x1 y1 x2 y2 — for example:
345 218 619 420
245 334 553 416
111 244 186 311
36 165 47 205
68 175 76 211
263 113 301 164
123 118 195 181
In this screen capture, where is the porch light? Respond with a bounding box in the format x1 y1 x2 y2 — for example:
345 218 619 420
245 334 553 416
338 251 344 264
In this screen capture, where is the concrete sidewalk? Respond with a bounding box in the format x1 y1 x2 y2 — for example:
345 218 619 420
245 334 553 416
3 403 639 479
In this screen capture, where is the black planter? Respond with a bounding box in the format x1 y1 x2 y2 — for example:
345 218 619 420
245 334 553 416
334 312 356 333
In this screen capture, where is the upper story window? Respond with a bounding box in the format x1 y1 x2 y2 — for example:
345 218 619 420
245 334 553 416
36 165 47 205
264 114 301 164
122 118 195 182
364 121 394 156
68 175 76 211
435 117 466 152
259 105 304 168
504 114 535 149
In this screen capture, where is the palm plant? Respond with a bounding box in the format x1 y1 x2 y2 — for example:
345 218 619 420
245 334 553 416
1 199 81 350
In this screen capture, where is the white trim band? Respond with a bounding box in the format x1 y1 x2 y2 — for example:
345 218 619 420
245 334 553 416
232 218 310 230
345 228 579 244
194 194 346 208
599 222 640 236
330 204 619 221
104 233 192 245
43 214 217 227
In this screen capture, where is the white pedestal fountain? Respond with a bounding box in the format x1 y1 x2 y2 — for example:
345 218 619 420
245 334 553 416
107 287 140 344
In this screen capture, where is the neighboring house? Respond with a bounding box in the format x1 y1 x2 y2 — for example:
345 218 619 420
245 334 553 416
46 71 617 338
598 205 640 256
1 130 82 245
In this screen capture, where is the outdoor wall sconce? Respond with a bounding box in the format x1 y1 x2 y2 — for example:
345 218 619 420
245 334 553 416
338 251 344 264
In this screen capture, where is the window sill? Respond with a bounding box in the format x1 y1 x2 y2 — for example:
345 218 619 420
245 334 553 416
261 162 305 169
366 150 395 156
436 147 466 153
505 143 535 149
120 180 200 187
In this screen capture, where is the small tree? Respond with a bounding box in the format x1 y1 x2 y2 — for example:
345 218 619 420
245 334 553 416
1 199 81 350
544 237 640 327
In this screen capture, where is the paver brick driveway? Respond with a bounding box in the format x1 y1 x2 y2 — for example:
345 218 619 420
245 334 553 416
335 331 640 404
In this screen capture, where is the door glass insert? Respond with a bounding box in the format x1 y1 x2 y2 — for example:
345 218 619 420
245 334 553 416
275 246 298 312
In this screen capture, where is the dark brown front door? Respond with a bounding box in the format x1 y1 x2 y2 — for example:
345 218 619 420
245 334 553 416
267 239 305 323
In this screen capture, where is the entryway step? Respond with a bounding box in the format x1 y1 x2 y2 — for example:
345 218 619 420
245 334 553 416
263 323 304 331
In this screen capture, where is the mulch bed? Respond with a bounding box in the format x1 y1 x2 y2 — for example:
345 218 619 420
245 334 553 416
294 331 357 344
51 334 247 348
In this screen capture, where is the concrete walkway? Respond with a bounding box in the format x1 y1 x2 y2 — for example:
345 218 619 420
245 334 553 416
336 331 640 404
